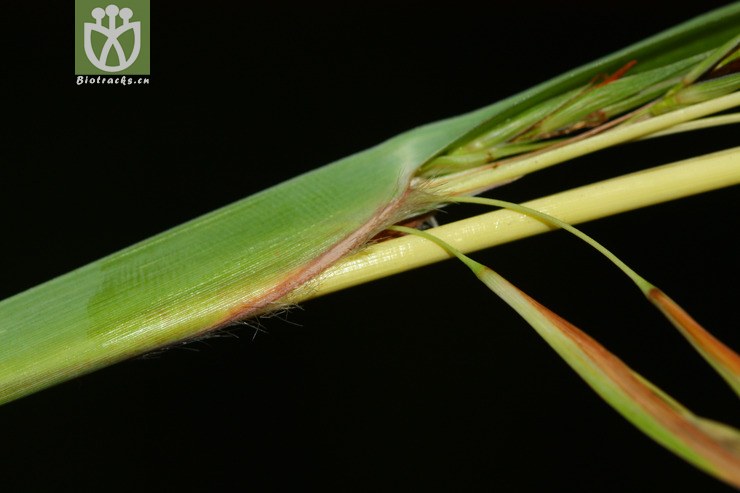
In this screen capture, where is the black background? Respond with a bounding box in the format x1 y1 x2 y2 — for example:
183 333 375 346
2 1 739 491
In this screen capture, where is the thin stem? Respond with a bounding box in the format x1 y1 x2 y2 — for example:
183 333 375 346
291 147 740 302
448 196 652 292
637 113 740 140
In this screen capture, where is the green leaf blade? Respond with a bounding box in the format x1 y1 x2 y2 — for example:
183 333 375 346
0 109 509 404
2 2 739 406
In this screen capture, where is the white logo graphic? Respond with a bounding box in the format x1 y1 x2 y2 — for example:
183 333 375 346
84 4 141 72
